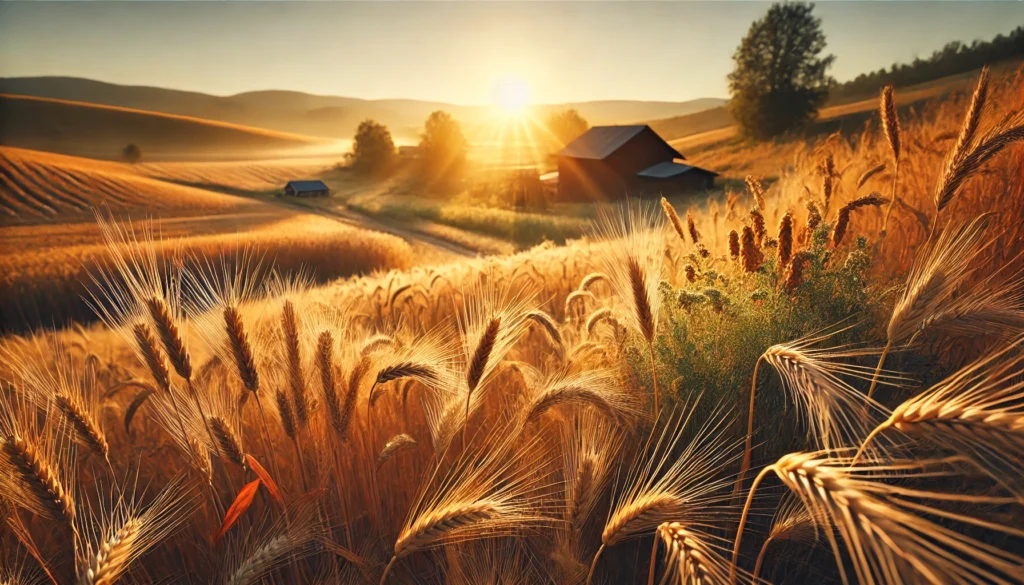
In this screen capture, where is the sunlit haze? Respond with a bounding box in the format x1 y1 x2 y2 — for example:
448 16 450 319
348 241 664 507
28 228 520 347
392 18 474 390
1 1 1021 104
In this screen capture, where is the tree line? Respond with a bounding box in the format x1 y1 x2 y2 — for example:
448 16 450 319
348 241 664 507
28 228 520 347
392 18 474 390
832 25 1023 101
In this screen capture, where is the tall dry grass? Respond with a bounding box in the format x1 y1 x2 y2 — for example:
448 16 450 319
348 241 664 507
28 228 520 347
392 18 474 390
1 67 1023 585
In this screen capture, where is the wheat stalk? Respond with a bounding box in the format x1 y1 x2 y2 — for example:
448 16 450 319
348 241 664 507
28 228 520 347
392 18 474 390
578 272 609 292
316 330 343 433
831 193 889 247
588 403 737 584
854 336 1024 491
521 369 638 427
381 428 551 584
55 393 109 461
728 230 740 260
210 417 245 468
934 66 991 217
661 197 687 243
224 307 259 396
654 522 735 585
2 434 76 528
584 308 614 339
879 85 902 236
79 475 196 585
132 323 171 393
525 310 565 359
281 301 309 428
733 453 1024 585
856 162 887 190
867 213 993 398
145 297 192 381
376 434 417 471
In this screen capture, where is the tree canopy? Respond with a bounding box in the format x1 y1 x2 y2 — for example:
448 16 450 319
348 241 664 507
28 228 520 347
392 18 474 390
122 143 142 164
347 119 396 178
728 2 834 140
418 111 468 191
546 109 589 151
833 25 1023 100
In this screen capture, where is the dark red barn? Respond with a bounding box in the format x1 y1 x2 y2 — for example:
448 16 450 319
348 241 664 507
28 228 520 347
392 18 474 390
555 125 717 202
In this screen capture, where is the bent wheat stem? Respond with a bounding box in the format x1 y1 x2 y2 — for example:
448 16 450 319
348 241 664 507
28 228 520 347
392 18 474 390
585 543 605 585
866 338 893 401
730 465 777 584
737 356 764 494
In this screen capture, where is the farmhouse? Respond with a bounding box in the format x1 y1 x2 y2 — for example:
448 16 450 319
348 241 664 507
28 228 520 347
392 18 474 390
555 125 717 202
283 180 330 198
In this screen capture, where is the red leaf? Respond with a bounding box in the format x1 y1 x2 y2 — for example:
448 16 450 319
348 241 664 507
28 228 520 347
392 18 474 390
245 454 284 507
215 478 260 543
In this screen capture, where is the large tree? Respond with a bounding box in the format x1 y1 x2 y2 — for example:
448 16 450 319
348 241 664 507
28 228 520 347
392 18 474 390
418 110 468 191
347 119 396 178
728 2 834 140
546 109 589 150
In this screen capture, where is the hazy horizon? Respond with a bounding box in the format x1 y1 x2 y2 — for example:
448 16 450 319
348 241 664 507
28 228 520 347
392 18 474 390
1 1 1021 106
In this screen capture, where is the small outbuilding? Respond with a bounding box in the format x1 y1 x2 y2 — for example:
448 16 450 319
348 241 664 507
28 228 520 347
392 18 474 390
283 180 330 198
555 125 717 202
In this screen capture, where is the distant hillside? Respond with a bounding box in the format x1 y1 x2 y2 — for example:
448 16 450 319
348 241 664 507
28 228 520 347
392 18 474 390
0 94 332 160
0 77 725 142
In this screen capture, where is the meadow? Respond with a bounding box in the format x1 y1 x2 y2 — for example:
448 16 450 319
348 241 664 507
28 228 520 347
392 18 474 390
1 65 1024 585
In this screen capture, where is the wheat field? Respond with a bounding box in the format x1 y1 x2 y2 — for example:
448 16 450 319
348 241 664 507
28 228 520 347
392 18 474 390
1 67 1023 585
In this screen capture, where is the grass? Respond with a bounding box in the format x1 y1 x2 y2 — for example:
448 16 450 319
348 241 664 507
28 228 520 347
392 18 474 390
345 192 586 249
1 66 1023 585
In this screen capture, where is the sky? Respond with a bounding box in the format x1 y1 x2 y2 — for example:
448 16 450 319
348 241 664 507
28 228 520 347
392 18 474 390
1 1 1021 105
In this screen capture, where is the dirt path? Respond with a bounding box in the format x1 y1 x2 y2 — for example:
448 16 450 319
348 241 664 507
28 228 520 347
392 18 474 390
275 197 483 259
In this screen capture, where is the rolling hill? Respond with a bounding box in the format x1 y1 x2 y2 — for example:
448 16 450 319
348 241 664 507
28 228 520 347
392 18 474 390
0 94 335 160
0 76 726 142
0 146 262 220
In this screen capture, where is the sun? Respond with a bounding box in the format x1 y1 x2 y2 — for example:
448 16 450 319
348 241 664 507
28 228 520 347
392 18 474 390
494 76 530 114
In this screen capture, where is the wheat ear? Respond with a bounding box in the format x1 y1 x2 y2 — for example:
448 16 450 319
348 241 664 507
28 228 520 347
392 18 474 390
879 85 901 236
316 331 343 433
224 306 259 395
2 434 75 527
376 434 417 471
525 310 564 359
281 301 309 428
145 297 192 380
210 417 245 468
661 197 687 243
578 272 609 292
463 317 500 446
831 194 889 247
55 393 108 461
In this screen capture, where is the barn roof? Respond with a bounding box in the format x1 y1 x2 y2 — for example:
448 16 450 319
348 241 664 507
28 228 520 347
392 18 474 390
286 180 329 192
559 125 685 160
637 161 719 179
